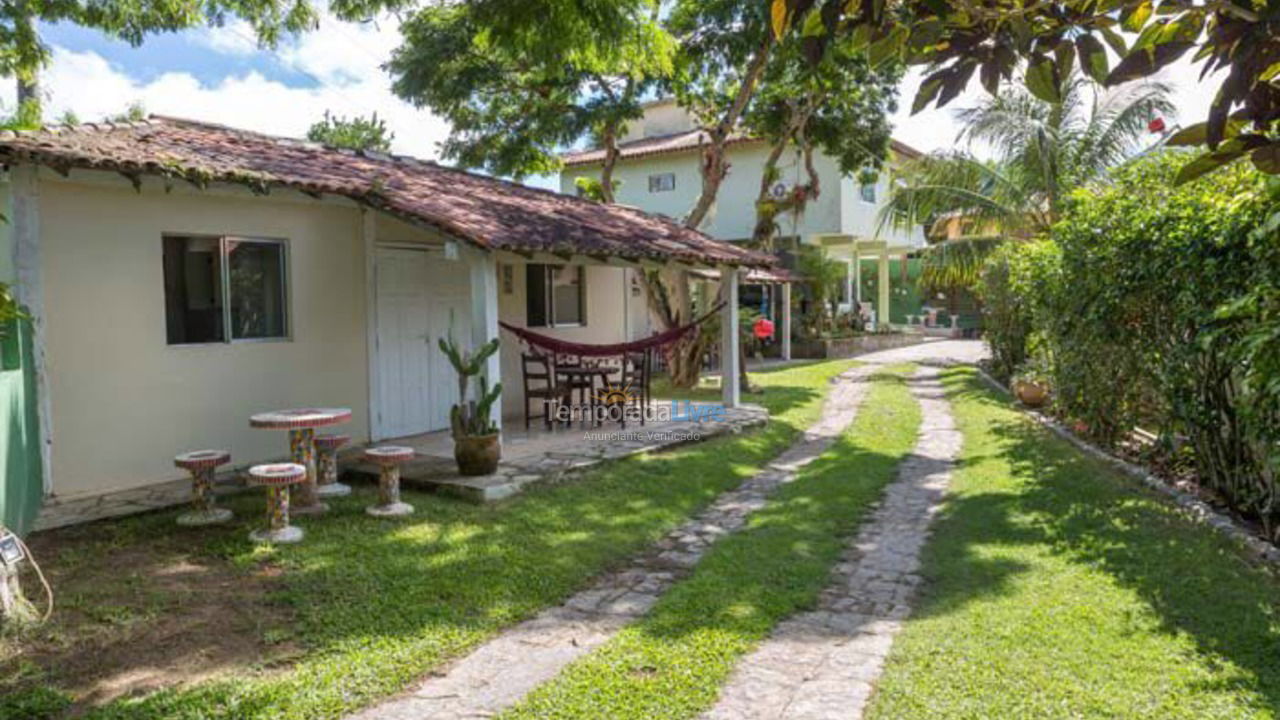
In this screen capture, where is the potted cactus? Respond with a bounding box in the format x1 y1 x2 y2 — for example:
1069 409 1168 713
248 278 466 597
439 331 503 476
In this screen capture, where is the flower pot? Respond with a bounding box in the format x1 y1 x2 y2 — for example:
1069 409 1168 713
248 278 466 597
1013 380 1048 408
454 433 501 476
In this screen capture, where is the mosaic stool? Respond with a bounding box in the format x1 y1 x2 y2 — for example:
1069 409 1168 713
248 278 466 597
364 446 415 517
313 434 352 497
173 450 233 526
246 463 307 544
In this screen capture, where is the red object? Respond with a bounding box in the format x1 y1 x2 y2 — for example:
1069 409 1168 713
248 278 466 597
753 317 775 340
1148 117 1166 134
500 302 725 357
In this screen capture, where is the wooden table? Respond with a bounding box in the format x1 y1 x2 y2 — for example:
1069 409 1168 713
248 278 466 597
249 408 352 515
556 365 621 426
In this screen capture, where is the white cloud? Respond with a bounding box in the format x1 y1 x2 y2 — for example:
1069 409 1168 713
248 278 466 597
890 57 1226 157
191 19 260 57
17 13 450 162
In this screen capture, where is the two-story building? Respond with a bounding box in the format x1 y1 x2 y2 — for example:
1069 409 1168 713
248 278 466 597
559 98 927 333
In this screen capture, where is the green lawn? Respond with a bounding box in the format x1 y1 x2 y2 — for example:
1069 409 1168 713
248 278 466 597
866 367 1280 719
3 360 853 720
499 364 921 720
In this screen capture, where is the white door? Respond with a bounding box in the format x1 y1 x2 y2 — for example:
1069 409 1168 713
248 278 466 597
374 248 470 438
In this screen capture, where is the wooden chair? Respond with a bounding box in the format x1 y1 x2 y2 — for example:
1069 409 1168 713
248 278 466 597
620 351 652 428
522 353 572 429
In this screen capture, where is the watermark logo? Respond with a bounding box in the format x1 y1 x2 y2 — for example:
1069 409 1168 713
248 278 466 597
553 384 728 425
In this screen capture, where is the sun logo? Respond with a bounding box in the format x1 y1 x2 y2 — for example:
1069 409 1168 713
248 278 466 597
596 380 635 407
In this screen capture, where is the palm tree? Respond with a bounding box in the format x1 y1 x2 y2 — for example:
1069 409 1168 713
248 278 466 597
880 74 1174 288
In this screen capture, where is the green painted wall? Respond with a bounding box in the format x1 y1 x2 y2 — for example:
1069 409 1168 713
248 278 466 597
1 317 44 536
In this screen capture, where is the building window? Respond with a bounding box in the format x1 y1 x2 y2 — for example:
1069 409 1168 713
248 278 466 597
648 172 676 193
163 234 288 345
526 264 585 327
859 179 877 203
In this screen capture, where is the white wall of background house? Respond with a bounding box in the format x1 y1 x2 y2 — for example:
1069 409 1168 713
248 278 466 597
13 167 648 502
559 100 924 251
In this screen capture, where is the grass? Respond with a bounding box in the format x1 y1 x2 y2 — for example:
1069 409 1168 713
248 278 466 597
865 367 1280 719
1 360 852 720
498 364 922 720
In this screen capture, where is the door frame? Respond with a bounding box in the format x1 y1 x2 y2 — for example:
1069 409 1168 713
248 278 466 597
367 239 453 441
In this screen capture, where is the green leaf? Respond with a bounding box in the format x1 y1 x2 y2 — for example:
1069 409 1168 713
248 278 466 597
912 72 944 114
1105 42 1193 86
1075 34 1109 85
1165 121 1209 147
1121 0 1153 33
1174 149 1243 185
801 7 825 37
1024 55 1060 103
1250 144 1280 174
1100 26 1128 56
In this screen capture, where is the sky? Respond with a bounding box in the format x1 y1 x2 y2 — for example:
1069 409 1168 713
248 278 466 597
18 16 1224 191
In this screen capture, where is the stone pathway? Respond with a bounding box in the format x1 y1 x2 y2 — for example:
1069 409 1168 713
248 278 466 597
347 365 877 720
701 365 961 720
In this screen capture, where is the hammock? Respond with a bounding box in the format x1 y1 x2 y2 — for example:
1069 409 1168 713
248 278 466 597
499 302 725 358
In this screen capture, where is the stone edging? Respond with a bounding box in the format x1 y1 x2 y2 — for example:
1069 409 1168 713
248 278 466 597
973 367 1280 568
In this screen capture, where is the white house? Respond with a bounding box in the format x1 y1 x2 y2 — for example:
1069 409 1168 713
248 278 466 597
0 116 770 519
559 98 928 326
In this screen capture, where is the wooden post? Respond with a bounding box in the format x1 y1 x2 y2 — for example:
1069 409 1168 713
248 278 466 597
467 247 502 433
362 209 381 440
780 282 792 361
720 265 740 408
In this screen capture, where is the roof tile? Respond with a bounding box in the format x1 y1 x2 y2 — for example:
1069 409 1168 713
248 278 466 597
0 116 774 268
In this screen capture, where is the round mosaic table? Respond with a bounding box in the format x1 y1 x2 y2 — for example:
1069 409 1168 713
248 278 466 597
249 408 352 516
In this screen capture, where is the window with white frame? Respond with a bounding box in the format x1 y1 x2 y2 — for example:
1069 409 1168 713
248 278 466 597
648 172 676 193
163 234 288 345
526 264 585 327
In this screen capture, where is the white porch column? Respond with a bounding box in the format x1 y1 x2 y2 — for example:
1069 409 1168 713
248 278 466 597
720 265 740 408
878 247 891 330
853 246 861 306
466 247 502 433
844 256 854 311
780 282 792 361
8 164 52 494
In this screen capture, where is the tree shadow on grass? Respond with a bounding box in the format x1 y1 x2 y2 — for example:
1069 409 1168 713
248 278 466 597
907 373 1280 711
5 365 845 720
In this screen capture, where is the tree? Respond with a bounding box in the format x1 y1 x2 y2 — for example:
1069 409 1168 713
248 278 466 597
307 111 394 152
880 74 1174 289
388 0 671 191
769 0 1280 181
745 32 900 249
666 0 778 231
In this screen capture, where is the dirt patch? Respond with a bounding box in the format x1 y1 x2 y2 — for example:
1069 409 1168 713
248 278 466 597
0 517 299 713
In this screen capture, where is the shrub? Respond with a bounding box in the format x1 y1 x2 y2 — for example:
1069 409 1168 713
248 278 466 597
1044 151 1280 535
976 238 1060 383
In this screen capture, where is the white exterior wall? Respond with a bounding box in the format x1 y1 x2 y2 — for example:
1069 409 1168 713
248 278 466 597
495 261 637 417
39 173 370 499
562 102 926 248
562 145 923 247
32 171 663 499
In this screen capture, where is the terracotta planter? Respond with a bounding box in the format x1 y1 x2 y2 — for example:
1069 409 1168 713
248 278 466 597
454 433 501 476
1013 380 1049 408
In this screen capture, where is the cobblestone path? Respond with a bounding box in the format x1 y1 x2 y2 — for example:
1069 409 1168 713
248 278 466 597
700 365 960 720
348 365 877 720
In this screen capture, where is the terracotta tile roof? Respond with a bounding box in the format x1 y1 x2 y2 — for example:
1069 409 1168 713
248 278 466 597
0 116 774 268
561 129 921 167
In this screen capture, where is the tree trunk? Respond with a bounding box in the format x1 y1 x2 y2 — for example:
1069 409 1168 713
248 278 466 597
599 129 619 204
684 34 774 231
